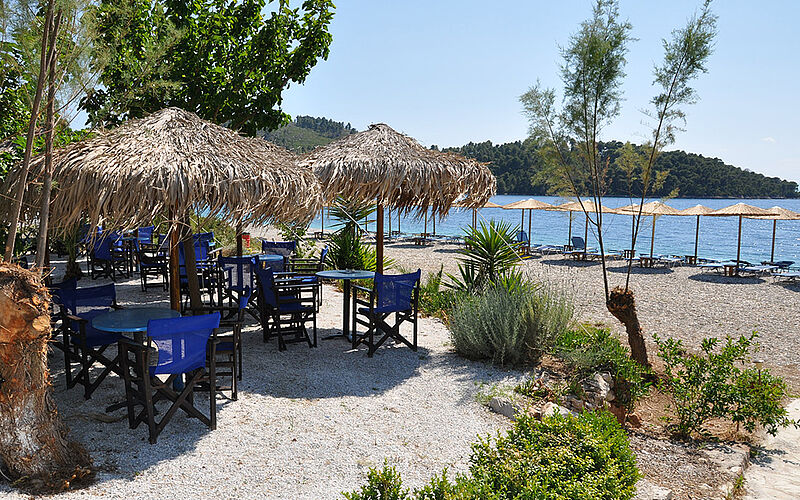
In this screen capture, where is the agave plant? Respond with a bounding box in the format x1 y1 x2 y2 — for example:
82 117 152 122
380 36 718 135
446 219 522 293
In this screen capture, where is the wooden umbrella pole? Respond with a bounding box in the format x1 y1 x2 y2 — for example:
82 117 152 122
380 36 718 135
376 202 384 274
736 215 743 275
169 211 181 312
321 206 324 234
583 214 588 252
771 219 777 263
694 215 700 261
424 210 428 236
527 209 532 242
388 207 391 237
650 214 656 259
568 212 573 246
397 210 401 234
520 209 524 233
432 212 436 236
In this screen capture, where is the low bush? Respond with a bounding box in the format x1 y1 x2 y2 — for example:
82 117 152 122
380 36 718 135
655 332 796 437
344 411 640 500
449 283 573 367
417 266 460 319
555 326 650 412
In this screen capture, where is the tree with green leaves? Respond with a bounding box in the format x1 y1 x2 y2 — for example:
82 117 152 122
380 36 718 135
82 0 334 135
521 0 716 366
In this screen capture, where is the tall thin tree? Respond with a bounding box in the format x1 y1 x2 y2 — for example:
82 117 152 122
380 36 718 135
521 0 716 366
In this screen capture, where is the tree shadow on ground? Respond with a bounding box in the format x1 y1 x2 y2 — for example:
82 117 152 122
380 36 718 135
687 273 765 285
540 258 599 268
606 265 674 275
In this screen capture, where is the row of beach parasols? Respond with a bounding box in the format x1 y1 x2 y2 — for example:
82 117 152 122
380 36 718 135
462 199 799 264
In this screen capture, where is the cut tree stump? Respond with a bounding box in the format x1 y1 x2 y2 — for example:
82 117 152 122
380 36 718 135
0 262 92 492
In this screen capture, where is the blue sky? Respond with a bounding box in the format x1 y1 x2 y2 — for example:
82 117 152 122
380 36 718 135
279 1 800 183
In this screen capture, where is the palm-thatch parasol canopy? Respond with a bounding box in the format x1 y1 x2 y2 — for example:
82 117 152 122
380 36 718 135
616 201 680 216
454 200 502 209
677 204 714 216
5 107 323 231
744 206 800 262
301 123 495 216
616 201 680 258
675 205 714 261
301 123 496 272
707 204 780 272
3 107 324 310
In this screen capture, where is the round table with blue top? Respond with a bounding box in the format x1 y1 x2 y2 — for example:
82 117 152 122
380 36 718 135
316 270 374 340
91 307 181 340
91 307 181 412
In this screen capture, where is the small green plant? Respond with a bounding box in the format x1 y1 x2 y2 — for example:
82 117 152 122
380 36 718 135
275 221 316 258
446 219 522 293
449 283 573 367
342 461 408 500
555 326 650 412
417 266 460 319
655 332 796 437
344 411 640 500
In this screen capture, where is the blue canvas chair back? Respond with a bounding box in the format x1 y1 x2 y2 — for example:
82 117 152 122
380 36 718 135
194 232 215 248
374 270 420 313
137 226 155 243
92 231 121 260
219 255 257 291
254 266 278 308
516 231 529 245
178 240 211 266
571 236 586 250
261 240 296 254
55 283 116 315
146 313 220 376
50 278 78 307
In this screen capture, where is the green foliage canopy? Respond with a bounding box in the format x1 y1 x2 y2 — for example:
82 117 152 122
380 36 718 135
82 0 334 135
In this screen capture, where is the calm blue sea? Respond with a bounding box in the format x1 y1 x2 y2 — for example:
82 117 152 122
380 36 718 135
309 196 800 264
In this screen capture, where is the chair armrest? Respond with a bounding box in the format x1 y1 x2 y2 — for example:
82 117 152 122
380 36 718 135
351 284 374 295
64 313 86 324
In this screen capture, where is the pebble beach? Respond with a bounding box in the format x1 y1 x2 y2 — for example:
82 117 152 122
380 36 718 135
2 231 799 499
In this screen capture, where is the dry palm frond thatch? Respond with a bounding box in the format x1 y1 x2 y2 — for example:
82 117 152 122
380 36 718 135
300 123 495 217
2 107 323 231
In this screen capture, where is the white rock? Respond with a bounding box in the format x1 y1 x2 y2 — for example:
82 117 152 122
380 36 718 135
634 479 673 500
488 397 520 421
541 402 574 417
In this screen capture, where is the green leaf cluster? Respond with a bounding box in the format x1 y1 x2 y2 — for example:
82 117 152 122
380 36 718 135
655 332 797 437
344 411 640 500
82 0 334 134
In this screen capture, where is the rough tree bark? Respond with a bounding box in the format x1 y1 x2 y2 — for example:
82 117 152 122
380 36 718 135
0 263 92 492
606 286 650 368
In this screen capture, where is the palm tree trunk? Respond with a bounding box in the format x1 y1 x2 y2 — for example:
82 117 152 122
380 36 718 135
606 286 650 367
0 263 92 491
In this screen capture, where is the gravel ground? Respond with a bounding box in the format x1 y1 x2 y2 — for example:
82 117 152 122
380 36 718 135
3 230 798 499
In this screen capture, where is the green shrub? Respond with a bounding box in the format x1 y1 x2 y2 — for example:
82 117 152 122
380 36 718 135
417 266 460 319
467 412 639 499
450 284 573 367
555 326 650 411
446 219 522 293
655 332 796 437
344 412 640 500
275 221 316 258
342 462 408 500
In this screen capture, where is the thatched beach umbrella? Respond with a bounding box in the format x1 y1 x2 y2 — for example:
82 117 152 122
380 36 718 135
302 123 495 272
502 199 554 243
708 203 779 273
616 201 681 258
745 206 800 262
4 107 323 309
677 204 715 262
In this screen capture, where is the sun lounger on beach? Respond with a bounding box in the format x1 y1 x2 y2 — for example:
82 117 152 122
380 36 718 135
741 264 778 275
659 255 683 267
586 250 621 261
772 269 800 283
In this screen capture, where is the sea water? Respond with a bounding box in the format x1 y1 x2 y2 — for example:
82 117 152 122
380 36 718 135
309 196 800 264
